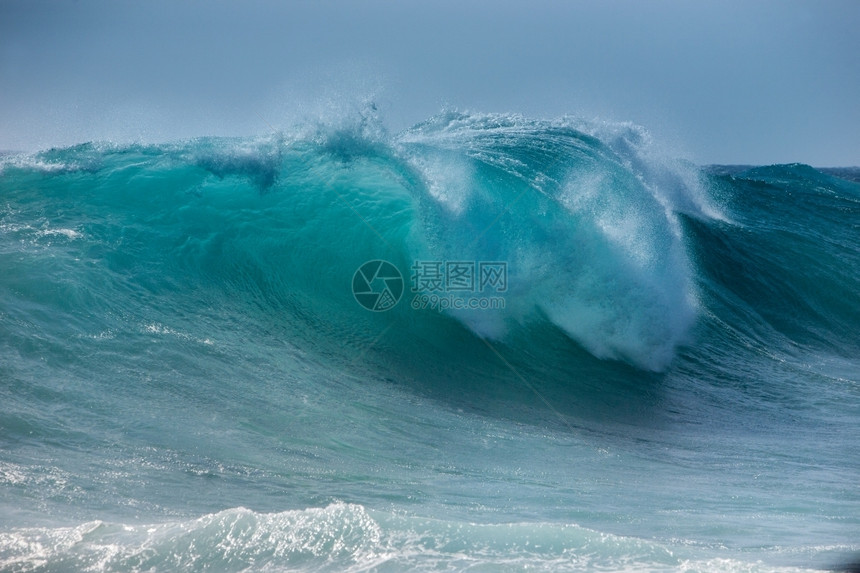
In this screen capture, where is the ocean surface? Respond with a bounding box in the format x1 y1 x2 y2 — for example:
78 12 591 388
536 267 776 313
1 111 858 572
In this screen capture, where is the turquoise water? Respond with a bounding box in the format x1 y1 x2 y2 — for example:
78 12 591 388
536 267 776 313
1 112 858 571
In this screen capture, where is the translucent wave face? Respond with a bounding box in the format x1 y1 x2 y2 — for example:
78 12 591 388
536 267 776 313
398 112 709 370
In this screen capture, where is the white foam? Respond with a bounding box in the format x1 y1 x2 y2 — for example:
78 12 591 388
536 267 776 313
398 111 707 370
0 505 826 572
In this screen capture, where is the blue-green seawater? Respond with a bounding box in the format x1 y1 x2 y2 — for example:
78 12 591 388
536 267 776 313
1 112 858 572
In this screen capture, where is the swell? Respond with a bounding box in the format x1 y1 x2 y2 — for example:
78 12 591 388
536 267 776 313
692 164 860 359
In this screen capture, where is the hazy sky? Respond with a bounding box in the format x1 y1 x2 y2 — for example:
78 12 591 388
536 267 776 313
1 0 858 165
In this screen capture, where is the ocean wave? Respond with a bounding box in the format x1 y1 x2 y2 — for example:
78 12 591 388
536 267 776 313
0 111 721 372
